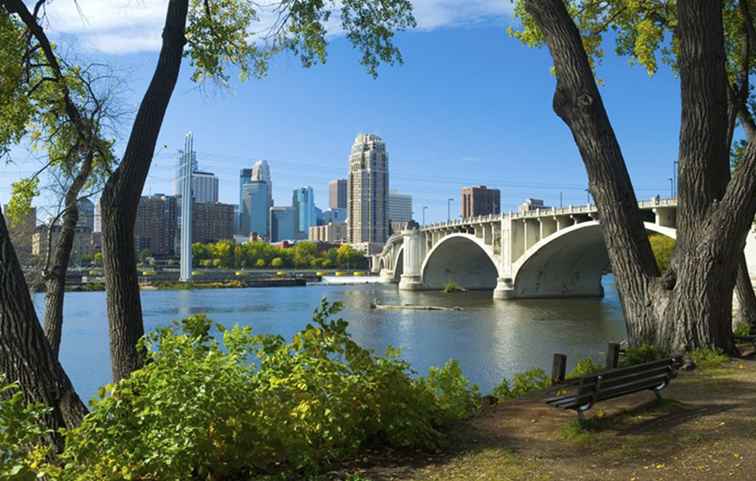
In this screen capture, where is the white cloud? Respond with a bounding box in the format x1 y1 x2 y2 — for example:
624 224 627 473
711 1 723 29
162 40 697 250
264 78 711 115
40 0 513 55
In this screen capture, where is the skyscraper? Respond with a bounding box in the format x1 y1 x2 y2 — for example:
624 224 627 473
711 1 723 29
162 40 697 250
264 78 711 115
241 181 270 238
175 147 218 203
329 178 347 209
347 133 389 252
388 192 412 223
461 185 501 218
191 171 219 203
251 160 273 207
292 186 316 238
270 206 297 242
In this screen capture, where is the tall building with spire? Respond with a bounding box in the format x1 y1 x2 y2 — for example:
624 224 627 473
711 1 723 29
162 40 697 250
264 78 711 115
347 133 389 253
239 160 272 239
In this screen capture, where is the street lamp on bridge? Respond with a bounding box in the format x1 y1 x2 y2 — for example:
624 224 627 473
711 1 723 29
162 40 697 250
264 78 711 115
422 206 428 225
447 198 454 221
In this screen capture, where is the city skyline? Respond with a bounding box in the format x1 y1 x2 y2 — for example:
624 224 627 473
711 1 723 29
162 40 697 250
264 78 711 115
1 20 689 225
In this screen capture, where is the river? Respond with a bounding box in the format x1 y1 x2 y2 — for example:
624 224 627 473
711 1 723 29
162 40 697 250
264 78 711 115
36 276 626 403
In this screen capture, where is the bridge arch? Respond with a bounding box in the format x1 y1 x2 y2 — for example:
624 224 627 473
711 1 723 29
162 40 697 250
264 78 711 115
511 221 675 298
421 233 500 290
392 245 404 282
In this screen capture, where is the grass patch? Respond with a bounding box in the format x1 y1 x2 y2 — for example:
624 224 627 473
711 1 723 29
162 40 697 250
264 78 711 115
690 347 730 370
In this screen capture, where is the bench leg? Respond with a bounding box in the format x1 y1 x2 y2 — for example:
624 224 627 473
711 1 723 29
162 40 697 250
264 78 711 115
654 389 663 401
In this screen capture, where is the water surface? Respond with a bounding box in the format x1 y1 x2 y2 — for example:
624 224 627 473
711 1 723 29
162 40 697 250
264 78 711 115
39 277 626 402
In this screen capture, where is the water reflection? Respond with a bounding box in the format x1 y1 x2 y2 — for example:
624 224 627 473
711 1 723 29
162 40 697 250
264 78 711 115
38 276 625 403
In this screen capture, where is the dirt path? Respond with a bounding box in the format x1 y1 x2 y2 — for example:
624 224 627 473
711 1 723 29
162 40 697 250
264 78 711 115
350 356 756 481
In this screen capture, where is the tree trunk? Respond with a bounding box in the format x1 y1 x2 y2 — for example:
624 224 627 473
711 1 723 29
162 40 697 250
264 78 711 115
735 254 756 330
0 210 87 451
523 0 756 353
42 204 78 358
522 0 662 345
100 0 188 382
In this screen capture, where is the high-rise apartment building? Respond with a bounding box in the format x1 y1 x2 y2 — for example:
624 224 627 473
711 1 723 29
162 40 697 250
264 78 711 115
175 146 218 203
347 133 389 253
270 206 297 242
77 198 95 231
191 202 235 244
293 186 316 237
329 178 347 209
461 185 501 218
135 194 178 257
191 171 219 203
240 181 270 238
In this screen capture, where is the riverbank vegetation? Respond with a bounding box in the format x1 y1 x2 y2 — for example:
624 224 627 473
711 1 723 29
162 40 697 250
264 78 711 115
192 240 368 270
0 301 480 480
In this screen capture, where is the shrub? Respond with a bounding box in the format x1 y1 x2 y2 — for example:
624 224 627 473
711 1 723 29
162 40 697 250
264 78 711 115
734 322 752 337
421 360 480 426
58 300 478 479
255 258 266 268
620 344 665 367
493 368 550 399
270 257 283 268
567 358 603 379
689 347 729 370
442 281 462 293
0 380 54 481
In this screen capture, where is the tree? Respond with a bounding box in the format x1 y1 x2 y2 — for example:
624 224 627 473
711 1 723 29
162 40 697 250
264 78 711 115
1 5 116 360
3 0 416 385
512 0 756 352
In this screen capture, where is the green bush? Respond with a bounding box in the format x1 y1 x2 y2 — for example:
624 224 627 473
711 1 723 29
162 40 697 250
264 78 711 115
56 300 478 479
567 358 603 379
255 258 266 268
421 360 480 426
270 257 283 268
620 344 665 367
734 322 752 337
493 368 550 400
0 380 53 480
689 347 729 370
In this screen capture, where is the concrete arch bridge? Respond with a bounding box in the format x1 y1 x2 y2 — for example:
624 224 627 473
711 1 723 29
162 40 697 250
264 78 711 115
373 199 682 300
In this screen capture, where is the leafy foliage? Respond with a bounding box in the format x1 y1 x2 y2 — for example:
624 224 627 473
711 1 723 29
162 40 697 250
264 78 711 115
0 380 54 481
621 344 666 367
734 322 752 337
492 368 551 399
193 240 367 269
567 357 602 379
648 234 676 272
183 0 416 84
689 347 730 370
54 300 477 479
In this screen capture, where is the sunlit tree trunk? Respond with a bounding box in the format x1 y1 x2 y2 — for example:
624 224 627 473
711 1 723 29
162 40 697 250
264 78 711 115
100 0 188 382
523 0 756 352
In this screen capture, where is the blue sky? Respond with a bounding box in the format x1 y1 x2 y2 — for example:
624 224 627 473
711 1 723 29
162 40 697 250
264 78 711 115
1 1 684 224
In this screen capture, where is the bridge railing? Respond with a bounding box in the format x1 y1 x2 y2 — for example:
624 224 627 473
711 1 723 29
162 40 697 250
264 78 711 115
415 198 678 232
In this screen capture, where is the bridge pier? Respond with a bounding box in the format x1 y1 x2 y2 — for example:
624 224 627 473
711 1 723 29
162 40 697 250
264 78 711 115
398 227 425 291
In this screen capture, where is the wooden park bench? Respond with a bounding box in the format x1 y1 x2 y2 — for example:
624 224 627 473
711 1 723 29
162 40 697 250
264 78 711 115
733 334 756 349
545 346 683 418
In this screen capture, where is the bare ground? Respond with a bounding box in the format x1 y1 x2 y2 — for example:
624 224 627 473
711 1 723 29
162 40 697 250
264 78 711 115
336 350 756 481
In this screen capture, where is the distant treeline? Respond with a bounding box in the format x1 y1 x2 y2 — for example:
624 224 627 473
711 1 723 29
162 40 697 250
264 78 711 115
191 240 368 269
